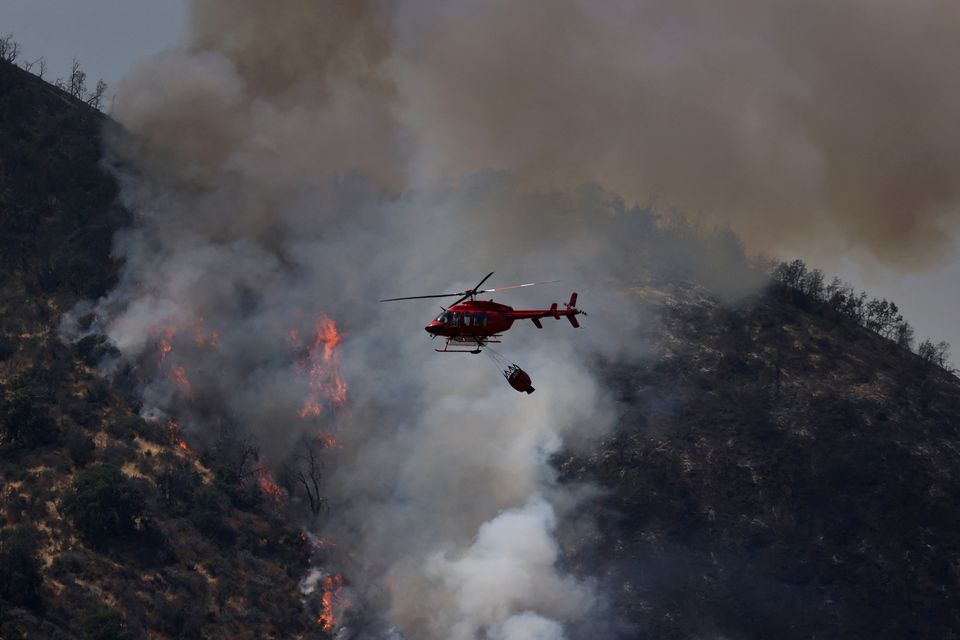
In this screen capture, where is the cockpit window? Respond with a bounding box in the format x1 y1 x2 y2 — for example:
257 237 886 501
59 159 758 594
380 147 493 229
434 311 452 323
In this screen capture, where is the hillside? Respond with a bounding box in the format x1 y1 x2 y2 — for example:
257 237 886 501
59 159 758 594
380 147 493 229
0 60 318 640
560 280 960 638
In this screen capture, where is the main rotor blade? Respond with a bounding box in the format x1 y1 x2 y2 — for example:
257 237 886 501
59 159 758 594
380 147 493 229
379 292 465 302
448 292 474 307
445 272 495 307
472 271 495 293
479 280 560 293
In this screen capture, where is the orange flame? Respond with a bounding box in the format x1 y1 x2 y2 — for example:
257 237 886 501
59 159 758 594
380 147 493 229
317 574 344 631
158 326 176 364
154 315 219 367
292 314 348 419
166 419 191 452
190 316 220 348
254 465 284 504
319 433 339 448
172 366 193 397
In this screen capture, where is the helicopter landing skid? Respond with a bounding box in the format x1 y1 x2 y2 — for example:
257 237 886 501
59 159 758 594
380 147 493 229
435 335 501 354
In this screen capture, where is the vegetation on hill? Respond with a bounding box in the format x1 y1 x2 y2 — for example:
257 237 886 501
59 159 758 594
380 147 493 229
772 258 952 370
0 58 322 639
561 276 960 639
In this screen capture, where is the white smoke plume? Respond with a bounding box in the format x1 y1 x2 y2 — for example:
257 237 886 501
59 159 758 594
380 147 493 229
73 0 960 637
422 496 593 640
85 4 631 635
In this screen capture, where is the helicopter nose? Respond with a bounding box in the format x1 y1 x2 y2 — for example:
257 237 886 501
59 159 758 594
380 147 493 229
425 322 442 334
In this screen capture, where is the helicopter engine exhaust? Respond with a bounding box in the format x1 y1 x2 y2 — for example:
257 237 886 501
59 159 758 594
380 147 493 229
504 364 535 394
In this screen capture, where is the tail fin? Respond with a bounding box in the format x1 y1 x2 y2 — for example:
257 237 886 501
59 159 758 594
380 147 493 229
566 292 580 327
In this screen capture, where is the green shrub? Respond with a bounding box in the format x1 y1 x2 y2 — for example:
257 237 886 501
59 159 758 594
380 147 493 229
189 486 236 546
214 465 262 511
74 334 118 368
105 417 138 441
156 463 201 513
63 427 95 467
100 443 135 468
153 594 205 639
0 526 43 610
0 389 58 450
48 551 86 579
66 398 101 429
84 378 111 405
82 610 134 640
60 464 144 549
0 334 16 361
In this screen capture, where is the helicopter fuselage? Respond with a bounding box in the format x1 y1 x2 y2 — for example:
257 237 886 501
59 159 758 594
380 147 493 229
425 293 581 340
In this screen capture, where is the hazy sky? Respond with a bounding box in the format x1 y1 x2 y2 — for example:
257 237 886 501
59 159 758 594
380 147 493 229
2 0 186 93
3 1 957 362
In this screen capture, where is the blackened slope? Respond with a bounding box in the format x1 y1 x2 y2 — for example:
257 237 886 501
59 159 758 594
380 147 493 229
0 60 315 639
561 281 960 639
0 60 123 307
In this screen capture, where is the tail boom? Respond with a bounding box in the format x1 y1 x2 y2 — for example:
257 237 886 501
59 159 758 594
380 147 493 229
514 292 584 329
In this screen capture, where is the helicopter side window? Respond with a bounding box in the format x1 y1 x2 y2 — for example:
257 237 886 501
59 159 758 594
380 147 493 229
463 312 472 327
451 311 461 327
474 312 487 327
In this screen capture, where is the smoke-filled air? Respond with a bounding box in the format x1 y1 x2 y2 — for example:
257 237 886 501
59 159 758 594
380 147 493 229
67 0 960 638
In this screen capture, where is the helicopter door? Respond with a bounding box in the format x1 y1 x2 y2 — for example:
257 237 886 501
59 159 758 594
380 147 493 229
451 311 461 328
474 312 487 327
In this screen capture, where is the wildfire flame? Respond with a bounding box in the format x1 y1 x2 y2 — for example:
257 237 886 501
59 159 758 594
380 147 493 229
172 365 193 397
319 433 339 448
166 419 191 452
292 313 348 419
317 573 345 632
158 326 176 364
254 464 284 504
189 316 220 348
151 315 219 399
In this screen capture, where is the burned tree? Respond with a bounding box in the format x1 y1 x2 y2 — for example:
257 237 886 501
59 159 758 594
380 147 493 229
57 58 87 100
213 423 260 484
918 339 952 370
87 79 108 111
23 56 45 78
0 34 20 63
286 436 328 517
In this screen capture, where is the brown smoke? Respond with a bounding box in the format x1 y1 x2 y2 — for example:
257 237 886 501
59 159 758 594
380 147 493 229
141 0 960 267
387 0 960 266
189 0 393 96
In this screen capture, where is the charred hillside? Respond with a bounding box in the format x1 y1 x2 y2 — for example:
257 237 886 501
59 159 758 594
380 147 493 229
0 60 316 639
561 279 960 638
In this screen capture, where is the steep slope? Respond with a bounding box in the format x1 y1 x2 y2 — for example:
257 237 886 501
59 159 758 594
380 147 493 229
0 60 317 640
561 279 960 639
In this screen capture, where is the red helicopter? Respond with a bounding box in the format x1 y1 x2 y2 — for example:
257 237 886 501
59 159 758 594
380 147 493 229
380 272 585 355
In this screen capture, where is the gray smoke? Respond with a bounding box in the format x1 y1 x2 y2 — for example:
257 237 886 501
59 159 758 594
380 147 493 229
388 0 960 268
74 1 960 637
90 27 633 637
